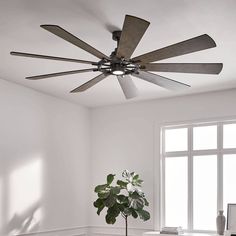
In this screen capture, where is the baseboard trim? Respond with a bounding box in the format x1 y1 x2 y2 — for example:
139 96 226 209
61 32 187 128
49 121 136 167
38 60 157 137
14 225 153 236
88 225 153 236
15 225 88 236
88 226 152 231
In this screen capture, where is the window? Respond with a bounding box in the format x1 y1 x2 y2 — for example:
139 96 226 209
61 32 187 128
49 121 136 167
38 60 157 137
161 121 236 232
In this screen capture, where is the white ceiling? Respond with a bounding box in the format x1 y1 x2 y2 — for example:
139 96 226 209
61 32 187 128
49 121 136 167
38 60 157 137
0 0 236 107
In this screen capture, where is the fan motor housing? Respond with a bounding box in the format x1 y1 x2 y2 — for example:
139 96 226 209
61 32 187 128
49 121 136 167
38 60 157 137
111 63 125 75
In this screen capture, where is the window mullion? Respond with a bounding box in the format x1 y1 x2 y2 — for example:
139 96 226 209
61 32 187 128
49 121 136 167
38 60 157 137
192 149 218 156
188 126 193 231
218 123 223 211
165 151 189 157
161 128 166 229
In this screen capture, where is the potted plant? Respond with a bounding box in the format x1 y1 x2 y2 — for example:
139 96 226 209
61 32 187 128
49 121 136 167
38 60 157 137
93 170 150 236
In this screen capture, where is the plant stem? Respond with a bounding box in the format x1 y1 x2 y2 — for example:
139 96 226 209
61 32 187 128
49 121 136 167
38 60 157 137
125 215 128 236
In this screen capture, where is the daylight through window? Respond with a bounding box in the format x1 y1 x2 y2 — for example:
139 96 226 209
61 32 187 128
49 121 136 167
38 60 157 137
161 121 236 232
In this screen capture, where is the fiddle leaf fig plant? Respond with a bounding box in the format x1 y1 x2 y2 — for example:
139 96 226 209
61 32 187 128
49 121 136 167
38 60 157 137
93 170 150 236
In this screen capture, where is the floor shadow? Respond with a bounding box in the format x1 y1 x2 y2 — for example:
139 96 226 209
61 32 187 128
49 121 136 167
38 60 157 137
4 201 41 235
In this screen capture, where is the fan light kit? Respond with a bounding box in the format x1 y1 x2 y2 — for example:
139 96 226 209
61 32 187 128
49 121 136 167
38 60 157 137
10 15 223 99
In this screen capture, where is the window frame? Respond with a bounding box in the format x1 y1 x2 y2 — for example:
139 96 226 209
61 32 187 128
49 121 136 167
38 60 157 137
161 120 236 233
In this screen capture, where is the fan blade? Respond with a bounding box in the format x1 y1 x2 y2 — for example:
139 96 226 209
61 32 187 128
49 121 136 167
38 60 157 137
140 63 223 74
41 25 109 60
132 34 216 63
117 75 138 99
132 71 190 90
10 51 97 65
26 68 95 80
70 73 108 93
116 15 150 59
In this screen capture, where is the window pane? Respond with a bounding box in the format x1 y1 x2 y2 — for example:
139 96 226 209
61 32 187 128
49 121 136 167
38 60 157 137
165 128 188 152
223 154 236 213
223 124 236 148
193 155 217 230
165 157 188 228
193 125 217 150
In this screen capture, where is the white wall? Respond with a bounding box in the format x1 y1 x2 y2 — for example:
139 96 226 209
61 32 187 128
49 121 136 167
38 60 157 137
1 78 236 236
0 79 90 236
90 89 236 235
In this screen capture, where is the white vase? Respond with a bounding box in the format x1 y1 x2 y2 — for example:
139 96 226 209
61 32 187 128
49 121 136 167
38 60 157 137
216 210 226 235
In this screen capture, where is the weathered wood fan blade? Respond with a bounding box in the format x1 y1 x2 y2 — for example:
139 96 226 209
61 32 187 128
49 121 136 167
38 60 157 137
116 15 150 59
26 68 95 80
70 73 108 93
10 51 97 64
41 25 109 60
117 75 138 99
132 71 190 90
140 63 223 74
132 34 216 63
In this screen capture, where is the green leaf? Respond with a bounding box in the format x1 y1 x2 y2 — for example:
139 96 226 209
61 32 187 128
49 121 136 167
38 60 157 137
98 191 110 199
95 184 108 193
94 199 105 215
111 186 121 195
117 203 125 212
137 209 150 221
117 194 128 203
132 175 144 187
127 183 134 192
97 205 105 215
131 209 138 218
105 214 116 224
94 198 104 208
104 195 116 208
123 208 132 216
117 180 128 188
122 170 130 178
107 203 120 217
130 198 144 210
133 174 139 181
139 190 145 197
129 191 140 199
143 198 149 206
136 179 143 184
107 174 115 185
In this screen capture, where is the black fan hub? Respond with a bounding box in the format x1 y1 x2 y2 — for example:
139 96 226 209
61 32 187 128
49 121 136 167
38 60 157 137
111 62 125 75
96 46 140 75
97 55 139 76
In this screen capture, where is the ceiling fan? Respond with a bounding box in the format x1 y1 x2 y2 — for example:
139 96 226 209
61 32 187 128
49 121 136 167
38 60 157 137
10 15 223 99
